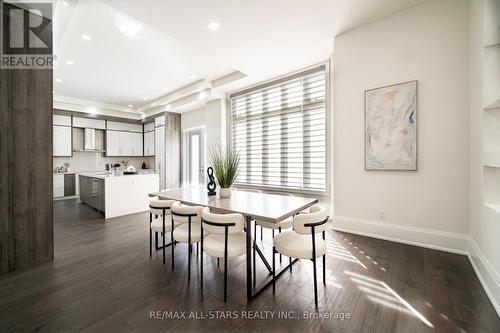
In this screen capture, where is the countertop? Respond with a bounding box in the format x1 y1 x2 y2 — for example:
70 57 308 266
79 170 157 179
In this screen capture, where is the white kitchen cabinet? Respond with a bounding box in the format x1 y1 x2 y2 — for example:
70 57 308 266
53 115 71 126
53 125 72 156
106 130 120 156
119 132 133 156
144 122 154 132
72 117 106 129
53 174 64 198
107 121 142 133
144 131 155 156
107 130 143 156
131 132 143 156
155 116 165 127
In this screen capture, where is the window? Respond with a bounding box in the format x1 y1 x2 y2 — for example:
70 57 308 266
230 64 328 193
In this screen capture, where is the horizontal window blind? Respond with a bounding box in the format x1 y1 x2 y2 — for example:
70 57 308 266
230 65 327 192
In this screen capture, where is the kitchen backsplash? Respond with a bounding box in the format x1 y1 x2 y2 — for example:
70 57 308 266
53 153 155 172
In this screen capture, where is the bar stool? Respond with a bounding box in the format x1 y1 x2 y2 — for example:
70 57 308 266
149 196 179 265
272 204 328 308
200 207 246 302
171 202 204 279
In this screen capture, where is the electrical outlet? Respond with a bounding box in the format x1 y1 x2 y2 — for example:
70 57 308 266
378 211 386 220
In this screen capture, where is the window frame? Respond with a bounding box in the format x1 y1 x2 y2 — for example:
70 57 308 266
226 60 331 196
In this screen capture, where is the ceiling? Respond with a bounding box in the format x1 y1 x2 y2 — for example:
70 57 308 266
53 0 426 115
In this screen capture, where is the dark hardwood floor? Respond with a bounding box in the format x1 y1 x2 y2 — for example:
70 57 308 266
0 199 498 332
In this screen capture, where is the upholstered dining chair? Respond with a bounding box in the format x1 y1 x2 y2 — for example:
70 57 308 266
272 204 328 308
149 196 179 265
171 202 205 280
200 207 246 302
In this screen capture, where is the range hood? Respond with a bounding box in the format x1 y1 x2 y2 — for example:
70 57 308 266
73 128 106 153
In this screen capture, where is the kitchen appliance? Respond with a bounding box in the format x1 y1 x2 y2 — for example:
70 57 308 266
84 128 96 150
72 128 105 153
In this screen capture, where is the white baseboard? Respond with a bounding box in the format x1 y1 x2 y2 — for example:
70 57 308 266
332 216 468 255
332 215 500 317
467 236 500 315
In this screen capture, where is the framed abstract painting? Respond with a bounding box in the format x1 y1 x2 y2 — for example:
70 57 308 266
365 80 418 171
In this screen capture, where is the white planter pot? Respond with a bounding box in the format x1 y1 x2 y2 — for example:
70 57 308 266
219 188 232 198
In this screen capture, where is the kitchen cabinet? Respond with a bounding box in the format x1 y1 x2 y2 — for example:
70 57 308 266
106 130 143 156
165 114 181 189
53 174 65 198
155 125 165 189
54 173 77 199
106 130 120 156
131 132 143 156
64 174 76 196
144 122 154 132
119 132 133 156
155 116 165 127
72 117 106 129
107 121 142 133
155 113 181 190
53 125 72 156
53 115 71 126
79 175 105 214
144 131 154 156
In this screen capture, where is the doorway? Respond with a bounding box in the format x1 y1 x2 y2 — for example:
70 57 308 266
183 127 206 187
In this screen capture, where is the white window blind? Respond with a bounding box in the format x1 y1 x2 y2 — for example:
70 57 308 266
230 65 327 193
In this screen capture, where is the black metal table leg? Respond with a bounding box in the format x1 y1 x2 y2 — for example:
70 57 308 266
246 215 252 300
254 243 273 274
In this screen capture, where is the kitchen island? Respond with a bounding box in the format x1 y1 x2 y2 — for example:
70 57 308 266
79 171 159 219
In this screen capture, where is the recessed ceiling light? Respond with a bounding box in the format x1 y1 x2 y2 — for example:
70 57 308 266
65 60 75 65
88 107 97 115
142 97 147 101
55 78 63 82
80 34 92 40
189 75 196 79
208 22 220 31
128 104 134 108
163 87 168 91
62 1 69 6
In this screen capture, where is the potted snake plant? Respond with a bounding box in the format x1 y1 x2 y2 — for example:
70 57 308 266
210 145 240 198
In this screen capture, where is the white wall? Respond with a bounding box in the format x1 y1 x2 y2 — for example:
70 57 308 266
181 99 226 151
53 154 154 172
333 0 470 235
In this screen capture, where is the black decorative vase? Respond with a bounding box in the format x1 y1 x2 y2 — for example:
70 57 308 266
207 167 217 196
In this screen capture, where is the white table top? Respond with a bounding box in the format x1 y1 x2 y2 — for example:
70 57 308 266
150 187 318 223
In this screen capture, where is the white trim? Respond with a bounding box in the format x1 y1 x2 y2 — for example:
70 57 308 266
332 215 500 317
467 236 500 316
54 95 136 113
332 215 468 254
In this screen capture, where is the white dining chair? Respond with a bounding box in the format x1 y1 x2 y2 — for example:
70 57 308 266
272 204 329 308
171 202 205 280
149 196 179 265
200 207 246 302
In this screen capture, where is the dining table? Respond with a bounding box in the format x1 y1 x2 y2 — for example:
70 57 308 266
150 186 318 300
